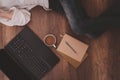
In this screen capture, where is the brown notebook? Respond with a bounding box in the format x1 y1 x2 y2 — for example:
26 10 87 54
57 34 89 68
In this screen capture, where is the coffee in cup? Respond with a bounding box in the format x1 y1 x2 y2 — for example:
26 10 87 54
43 34 56 48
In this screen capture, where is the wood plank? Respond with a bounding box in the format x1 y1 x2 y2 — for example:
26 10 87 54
0 0 120 80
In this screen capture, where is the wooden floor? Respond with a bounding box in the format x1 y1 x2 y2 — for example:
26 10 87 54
0 0 120 80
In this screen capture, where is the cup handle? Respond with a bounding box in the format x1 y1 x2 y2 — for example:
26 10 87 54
52 44 56 48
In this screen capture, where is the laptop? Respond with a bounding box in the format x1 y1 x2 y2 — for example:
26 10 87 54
0 26 60 80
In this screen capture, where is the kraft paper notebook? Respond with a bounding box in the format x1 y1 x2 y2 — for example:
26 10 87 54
57 34 89 68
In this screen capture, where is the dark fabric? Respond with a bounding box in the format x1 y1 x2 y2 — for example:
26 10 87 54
58 0 89 35
86 4 120 38
0 49 4 54
49 0 64 14
73 0 89 19
49 0 120 38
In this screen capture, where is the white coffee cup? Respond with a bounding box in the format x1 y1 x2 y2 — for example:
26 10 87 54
43 34 57 48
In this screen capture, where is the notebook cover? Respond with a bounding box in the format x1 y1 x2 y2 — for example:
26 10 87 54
57 34 88 68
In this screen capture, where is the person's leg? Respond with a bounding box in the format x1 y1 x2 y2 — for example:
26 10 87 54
86 3 120 38
59 0 89 35
49 0 120 38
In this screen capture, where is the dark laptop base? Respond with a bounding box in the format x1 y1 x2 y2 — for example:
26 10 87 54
0 49 31 80
0 27 60 80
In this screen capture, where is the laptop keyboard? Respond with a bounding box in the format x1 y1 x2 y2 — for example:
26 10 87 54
7 35 51 79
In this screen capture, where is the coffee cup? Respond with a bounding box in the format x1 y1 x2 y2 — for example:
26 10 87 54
43 34 57 48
